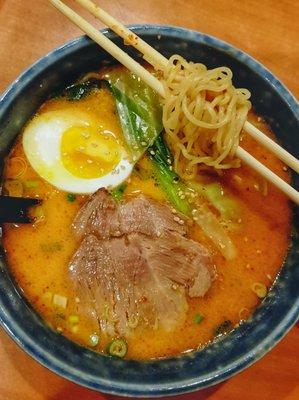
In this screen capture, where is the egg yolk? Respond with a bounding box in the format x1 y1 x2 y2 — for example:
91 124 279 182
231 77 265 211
61 125 122 179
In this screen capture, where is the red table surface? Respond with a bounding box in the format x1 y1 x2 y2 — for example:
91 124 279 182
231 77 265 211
0 1 298 399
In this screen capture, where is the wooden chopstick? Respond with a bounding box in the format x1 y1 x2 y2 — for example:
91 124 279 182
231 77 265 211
235 147 299 204
75 0 299 176
243 121 299 173
50 0 165 97
49 0 299 205
74 0 168 69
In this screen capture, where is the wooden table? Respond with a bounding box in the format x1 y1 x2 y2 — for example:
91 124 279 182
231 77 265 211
0 1 298 399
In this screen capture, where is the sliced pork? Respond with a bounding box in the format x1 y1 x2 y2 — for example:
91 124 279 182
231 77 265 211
70 189 214 336
72 189 187 239
69 234 188 336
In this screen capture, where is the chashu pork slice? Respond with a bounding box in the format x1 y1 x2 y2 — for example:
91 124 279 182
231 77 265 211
69 234 188 336
70 189 214 336
69 231 213 336
72 189 188 239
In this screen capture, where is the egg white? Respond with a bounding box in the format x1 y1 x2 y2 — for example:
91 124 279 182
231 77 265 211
23 110 133 194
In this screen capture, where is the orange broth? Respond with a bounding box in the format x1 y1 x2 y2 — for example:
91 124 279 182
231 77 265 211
2 85 291 360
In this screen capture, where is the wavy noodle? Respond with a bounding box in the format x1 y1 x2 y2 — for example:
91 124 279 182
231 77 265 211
161 55 251 180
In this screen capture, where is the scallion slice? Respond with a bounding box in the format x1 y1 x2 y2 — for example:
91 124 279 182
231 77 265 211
106 338 128 358
194 314 204 324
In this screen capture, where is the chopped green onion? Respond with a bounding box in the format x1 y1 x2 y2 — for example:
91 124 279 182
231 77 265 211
194 314 204 324
24 180 39 189
214 320 233 336
9 157 27 179
68 315 79 324
53 294 68 309
106 338 128 358
251 282 267 298
4 179 24 197
111 182 127 201
67 193 76 202
127 315 139 329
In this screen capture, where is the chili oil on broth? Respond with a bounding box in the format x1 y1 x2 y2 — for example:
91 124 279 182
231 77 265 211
2 85 291 360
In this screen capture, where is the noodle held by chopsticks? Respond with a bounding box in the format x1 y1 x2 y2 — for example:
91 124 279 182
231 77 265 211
162 55 251 179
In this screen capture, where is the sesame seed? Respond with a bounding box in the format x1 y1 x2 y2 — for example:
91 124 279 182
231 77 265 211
141 141 147 146
233 175 242 184
282 166 287 171
149 150 155 155
173 216 180 222
178 219 185 225
86 159 93 164
256 249 262 254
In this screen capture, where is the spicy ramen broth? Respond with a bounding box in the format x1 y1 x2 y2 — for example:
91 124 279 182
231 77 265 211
2 85 291 360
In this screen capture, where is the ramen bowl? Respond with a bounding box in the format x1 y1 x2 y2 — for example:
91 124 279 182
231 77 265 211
0 25 298 397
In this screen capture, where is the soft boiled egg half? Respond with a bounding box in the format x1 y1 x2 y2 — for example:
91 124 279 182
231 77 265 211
23 109 133 193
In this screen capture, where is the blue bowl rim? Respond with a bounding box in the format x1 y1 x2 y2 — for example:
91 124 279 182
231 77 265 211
0 24 298 397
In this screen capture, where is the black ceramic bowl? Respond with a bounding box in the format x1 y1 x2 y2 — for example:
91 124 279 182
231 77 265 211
0 25 298 397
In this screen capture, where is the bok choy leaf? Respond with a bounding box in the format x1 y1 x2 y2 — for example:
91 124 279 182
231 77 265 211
148 136 191 215
105 70 163 161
